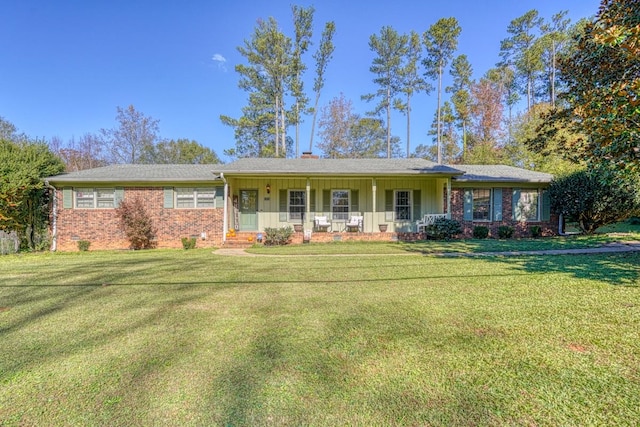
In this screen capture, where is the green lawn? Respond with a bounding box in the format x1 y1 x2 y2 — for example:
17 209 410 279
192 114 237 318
1 245 639 426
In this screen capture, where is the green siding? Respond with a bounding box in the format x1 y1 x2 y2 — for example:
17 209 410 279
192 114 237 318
163 187 174 208
63 187 72 209
463 189 473 221
493 188 502 221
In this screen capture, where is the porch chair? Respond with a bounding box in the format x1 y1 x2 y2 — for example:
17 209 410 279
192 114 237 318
345 215 363 232
314 216 331 232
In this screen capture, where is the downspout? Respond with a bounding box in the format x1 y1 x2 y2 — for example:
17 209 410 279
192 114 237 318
221 173 228 243
44 180 57 252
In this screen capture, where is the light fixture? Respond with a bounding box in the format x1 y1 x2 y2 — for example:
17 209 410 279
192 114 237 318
266 184 271 194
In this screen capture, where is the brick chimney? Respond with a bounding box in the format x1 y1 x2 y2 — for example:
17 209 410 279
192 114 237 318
301 151 319 159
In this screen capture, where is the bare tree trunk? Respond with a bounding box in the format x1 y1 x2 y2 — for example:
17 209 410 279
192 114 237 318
275 96 280 157
437 64 443 164
406 93 411 158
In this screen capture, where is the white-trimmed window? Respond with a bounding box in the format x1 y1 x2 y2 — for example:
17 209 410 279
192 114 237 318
331 190 349 220
176 187 216 208
288 190 306 221
395 190 412 220
75 188 114 209
472 189 491 221
514 189 539 221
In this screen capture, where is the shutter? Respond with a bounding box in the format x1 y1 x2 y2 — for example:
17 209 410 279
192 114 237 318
215 186 224 207
115 187 124 208
310 189 316 214
413 190 421 222
322 189 331 214
279 189 288 221
463 189 473 221
493 188 503 221
385 190 394 221
63 187 72 209
512 189 521 221
541 189 551 221
350 189 359 214
164 187 174 208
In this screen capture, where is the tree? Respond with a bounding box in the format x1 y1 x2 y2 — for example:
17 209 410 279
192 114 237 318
538 11 571 106
221 91 277 158
308 21 336 153
396 31 431 158
557 0 640 175
499 10 544 111
447 54 473 162
100 105 159 164
50 133 106 172
421 101 460 163
142 139 221 164
0 133 65 249
116 196 157 249
470 76 504 148
362 26 408 158
423 17 461 164
549 167 640 234
291 5 314 157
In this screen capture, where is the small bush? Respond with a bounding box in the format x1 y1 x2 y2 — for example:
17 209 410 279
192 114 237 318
263 226 293 246
77 240 91 251
473 226 489 239
530 225 542 238
181 237 197 250
498 226 514 239
425 218 462 240
628 216 640 225
116 197 157 250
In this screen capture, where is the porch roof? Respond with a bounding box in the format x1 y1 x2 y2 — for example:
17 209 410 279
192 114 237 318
215 158 463 177
451 165 553 183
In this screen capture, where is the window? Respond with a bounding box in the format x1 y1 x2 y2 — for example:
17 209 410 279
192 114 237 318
289 190 305 221
514 189 539 221
395 190 412 220
331 190 349 220
75 188 114 209
472 189 491 221
176 188 216 208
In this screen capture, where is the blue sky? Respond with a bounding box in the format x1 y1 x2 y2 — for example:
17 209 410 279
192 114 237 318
2 0 600 161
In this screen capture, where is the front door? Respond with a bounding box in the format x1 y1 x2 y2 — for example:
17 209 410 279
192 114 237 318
239 189 258 231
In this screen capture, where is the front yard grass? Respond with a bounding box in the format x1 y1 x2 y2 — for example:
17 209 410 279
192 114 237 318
1 247 639 426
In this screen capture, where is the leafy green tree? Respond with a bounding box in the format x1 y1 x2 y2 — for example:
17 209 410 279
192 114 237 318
423 17 461 164
362 26 408 158
222 91 277 158
549 167 640 234
446 54 473 161
100 105 159 164
308 21 336 153
557 0 640 175
0 131 65 249
499 10 544 111
396 31 431 158
142 139 221 164
291 5 314 157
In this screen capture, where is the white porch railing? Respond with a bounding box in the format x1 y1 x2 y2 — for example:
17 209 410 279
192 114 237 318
416 214 448 232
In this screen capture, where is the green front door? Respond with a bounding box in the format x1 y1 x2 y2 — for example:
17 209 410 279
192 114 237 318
239 189 258 231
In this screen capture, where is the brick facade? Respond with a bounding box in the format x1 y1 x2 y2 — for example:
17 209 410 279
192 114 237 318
53 187 224 251
450 188 558 238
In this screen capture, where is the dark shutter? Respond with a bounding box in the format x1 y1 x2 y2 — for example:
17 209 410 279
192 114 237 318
310 189 316 214
350 189 359 214
215 186 224 207
385 190 393 221
163 187 174 208
541 189 551 221
413 190 421 222
512 189 521 221
279 189 288 221
63 187 72 209
115 187 124 208
322 189 331 214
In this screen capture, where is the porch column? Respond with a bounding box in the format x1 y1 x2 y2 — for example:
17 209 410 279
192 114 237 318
306 178 311 227
372 178 377 232
446 178 452 219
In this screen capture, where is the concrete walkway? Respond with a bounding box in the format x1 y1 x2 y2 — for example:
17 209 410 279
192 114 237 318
213 241 640 257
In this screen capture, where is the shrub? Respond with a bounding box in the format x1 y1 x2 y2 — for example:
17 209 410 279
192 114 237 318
263 226 293 246
116 197 157 250
530 225 542 238
425 218 462 240
181 237 197 250
77 240 91 251
473 226 489 239
498 225 514 239
628 216 640 225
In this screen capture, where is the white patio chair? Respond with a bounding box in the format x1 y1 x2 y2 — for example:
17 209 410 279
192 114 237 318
314 216 331 232
345 215 363 232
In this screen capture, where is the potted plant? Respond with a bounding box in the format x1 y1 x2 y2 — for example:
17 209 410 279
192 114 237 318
293 223 303 232
378 223 388 232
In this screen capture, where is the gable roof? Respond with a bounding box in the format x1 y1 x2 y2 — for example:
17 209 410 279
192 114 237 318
45 164 220 184
215 158 463 176
451 165 553 183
